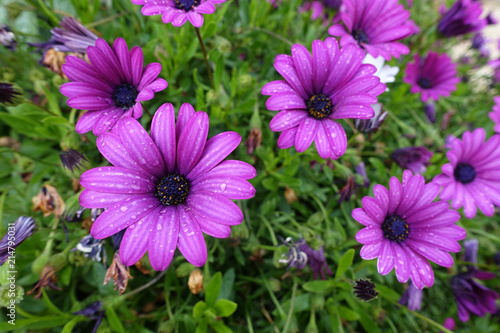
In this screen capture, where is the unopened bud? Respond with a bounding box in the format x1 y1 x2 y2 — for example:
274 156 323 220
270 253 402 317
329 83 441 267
188 269 204 295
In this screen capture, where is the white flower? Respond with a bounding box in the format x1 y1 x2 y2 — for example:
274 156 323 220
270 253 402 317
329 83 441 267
362 54 399 90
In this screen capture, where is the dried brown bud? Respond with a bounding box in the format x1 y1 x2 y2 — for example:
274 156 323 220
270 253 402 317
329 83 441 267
188 269 204 295
104 252 133 295
284 186 298 204
244 128 262 155
27 266 61 298
32 184 65 218
42 49 89 78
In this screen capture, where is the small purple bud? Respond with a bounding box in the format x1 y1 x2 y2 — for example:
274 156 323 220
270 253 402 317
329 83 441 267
392 146 433 175
0 24 16 51
424 100 436 123
0 217 35 265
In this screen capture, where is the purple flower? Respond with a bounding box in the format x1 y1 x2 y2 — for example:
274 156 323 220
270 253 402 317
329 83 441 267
74 301 104 333
489 96 500 133
353 279 378 301
79 103 256 270
451 239 499 322
355 162 370 187
261 38 386 159
61 38 168 136
299 241 333 279
130 0 226 28
404 52 460 102
0 217 35 265
398 280 423 311
353 170 466 289
60 149 90 174
392 146 433 175
323 0 342 9
355 103 387 134
328 0 417 60
486 12 497 25
441 318 456 332
433 128 500 219
471 33 489 58
424 100 436 123
0 24 16 51
279 237 309 270
0 82 21 105
438 0 487 38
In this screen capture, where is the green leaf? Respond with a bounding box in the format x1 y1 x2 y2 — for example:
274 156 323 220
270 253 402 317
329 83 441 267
214 299 238 317
203 22 217 39
106 306 125 333
205 272 222 306
338 306 360 321
210 320 232 333
302 280 336 293
0 316 68 331
62 316 86 333
335 249 355 279
193 301 208 319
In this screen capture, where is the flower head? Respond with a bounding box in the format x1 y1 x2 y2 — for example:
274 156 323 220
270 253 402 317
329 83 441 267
433 128 500 219
61 38 167 136
353 170 466 289
131 0 226 28
279 237 309 270
438 0 487 38
489 96 500 133
398 280 423 311
404 52 460 102
298 240 333 280
79 103 256 270
60 149 90 175
353 279 378 301
74 234 106 262
0 82 21 105
0 24 16 51
328 0 417 60
355 103 387 134
73 301 104 333
261 38 385 159
0 217 35 265
392 146 433 175
451 239 499 322
32 185 65 218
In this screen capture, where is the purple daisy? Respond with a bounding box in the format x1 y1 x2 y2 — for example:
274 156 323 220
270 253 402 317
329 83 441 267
438 0 487 38
79 103 256 270
61 38 167 136
433 128 500 219
328 0 417 61
131 0 226 28
391 146 433 175
403 52 460 102
353 170 466 289
261 38 386 159
489 96 500 133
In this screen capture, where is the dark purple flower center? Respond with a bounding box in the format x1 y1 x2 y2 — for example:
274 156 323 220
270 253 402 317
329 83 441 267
353 279 378 302
417 77 432 89
174 0 200 12
382 216 409 243
352 28 369 44
307 94 333 119
454 163 476 184
155 174 191 206
112 84 138 110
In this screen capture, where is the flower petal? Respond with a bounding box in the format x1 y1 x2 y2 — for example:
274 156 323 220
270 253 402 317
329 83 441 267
80 166 156 193
177 206 207 267
295 117 319 152
377 239 395 275
177 112 209 175
151 103 176 173
355 226 384 244
79 189 133 209
192 175 255 200
203 160 256 180
188 191 243 226
148 206 179 271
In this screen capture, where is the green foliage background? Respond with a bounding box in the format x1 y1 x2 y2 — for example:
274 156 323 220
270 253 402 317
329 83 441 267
0 0 499 332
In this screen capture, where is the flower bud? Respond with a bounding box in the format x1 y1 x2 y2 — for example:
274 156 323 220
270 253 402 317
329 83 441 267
188 269 204 295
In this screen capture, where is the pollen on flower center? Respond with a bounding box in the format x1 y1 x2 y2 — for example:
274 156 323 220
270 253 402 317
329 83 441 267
174 0 200 12
112 84 138 110
306 94 333 119
155 174 191 206
353 28 369 44
417 77 432 89
382 216 409 242
453 163 476 184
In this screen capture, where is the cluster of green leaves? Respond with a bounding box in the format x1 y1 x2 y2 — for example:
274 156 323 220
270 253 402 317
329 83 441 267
0 0 499 332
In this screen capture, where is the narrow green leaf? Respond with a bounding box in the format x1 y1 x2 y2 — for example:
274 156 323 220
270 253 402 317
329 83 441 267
302 280 336 293
335 249 355 279
205 272 222 307
105 306 125 333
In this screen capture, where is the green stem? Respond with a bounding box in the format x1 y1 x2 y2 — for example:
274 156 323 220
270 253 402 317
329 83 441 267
86 11 131 28
379 294 453 333
258 267 286 318
121 269 168 299
194 27 215 89
282 282 298 333
249 27 293 47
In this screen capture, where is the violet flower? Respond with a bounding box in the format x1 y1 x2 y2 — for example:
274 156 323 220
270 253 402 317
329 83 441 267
0 217 35 265
0 24 16 51
79 103 256 270
353 170 466 289
471 33 489 58
404 52 460 102
299 241 333 280
328 0 417 60
278 237 309 270
392 146 433 175
0 82 21 105
60 38 167 136
74 301 104 333
261 38 386 160
489 96 500 133
74 235 106 262
398 280 423 311
424 100 436 123
438 0 487 38
355 103 387 134
353 279 378 301
131 0 226 28
433 128 500 219
451 239 499 322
